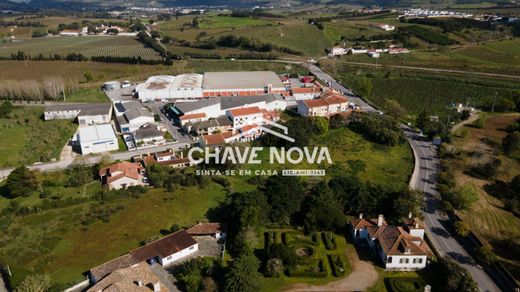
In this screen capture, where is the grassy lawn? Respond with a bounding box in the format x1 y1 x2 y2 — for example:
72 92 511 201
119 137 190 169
369 268 434 292
257 229 353 292
444 113 520 281
198 16 274 29
0 180 228 288
66 87 108 103
0 106 77 167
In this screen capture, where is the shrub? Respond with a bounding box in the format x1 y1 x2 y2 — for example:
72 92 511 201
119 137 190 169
328 255 346 277
286 259 327 278
322 232 337 250
386 277 425 292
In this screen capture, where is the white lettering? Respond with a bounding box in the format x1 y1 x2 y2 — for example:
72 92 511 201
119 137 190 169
249 147 262 164
188 147 204 164
270 147 285 164
317 147 333 164
287 147 304 164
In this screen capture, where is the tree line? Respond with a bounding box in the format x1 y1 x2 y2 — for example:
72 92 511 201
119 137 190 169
0 20 45 27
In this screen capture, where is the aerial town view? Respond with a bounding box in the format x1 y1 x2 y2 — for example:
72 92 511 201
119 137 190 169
0 0 519 291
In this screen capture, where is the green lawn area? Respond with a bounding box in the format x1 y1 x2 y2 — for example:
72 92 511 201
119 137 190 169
0 106 77 167
66 87 108 103
257 229 354 292
369 268 434 292
0 180 228 288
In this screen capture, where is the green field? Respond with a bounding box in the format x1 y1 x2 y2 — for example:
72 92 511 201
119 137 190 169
320 62 520 117
340 39 520 75
0 106 77 167
198 16 274 29
0 36 161 60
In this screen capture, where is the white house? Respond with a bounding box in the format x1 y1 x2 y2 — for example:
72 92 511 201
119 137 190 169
350 213 431 270
227 106 263 128
376 23 395 31
98 161 144 190
133 125 166 147
117 107 155 133
297 92 349 117
89 230 198 284
77 124 118 155
291 86 322 101
129 229 199 266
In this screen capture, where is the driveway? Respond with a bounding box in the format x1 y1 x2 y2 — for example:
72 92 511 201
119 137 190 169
285 247 378 292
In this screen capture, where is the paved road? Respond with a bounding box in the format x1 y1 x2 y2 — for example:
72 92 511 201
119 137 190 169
308 62 504 291
406 130 501 292
339 61 520 80
0 142 194 180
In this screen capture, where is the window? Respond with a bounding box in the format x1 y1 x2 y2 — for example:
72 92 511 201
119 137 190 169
413 258 423 264
167 256 172 260
387 257 392 263
399 258 409 264
189 246 195 250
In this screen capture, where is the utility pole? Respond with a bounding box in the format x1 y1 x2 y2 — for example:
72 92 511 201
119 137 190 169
491 91 497 112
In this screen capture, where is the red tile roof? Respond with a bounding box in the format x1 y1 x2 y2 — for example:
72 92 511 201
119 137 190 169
240 124 259 132
351 218 387 230
130 230 197 262
99 162 140 183
374 226 432 257
203 132 234 146
292 86 321 94
187 222 227 235
229 106 262 117
180 112 206 120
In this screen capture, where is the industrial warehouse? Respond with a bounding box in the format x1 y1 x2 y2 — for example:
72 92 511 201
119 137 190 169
135 71 287 101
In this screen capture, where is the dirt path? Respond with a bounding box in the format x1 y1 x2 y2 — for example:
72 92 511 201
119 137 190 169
451 112 480 133
285 248 378 292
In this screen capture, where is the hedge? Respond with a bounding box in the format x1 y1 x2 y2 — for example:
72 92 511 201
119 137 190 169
322 232 337 250
287 259 328 278
328 255 346 277
386 277 426 292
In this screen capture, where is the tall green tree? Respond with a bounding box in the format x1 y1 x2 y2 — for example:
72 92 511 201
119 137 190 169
225 251 262 292
5 166 39 198
416 110 429 131
263 176 304 224
301 182 345 231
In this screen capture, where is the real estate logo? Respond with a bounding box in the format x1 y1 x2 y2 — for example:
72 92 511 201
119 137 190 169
189 118 331 176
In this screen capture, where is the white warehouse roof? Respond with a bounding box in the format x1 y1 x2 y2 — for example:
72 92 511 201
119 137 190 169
78 124 116 143
203 71 285 90
137 75 175 91
172 73 203 89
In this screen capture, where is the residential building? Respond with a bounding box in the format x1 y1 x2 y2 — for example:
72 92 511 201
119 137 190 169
389 47 410 54
178 112 208 127
297 92 349 117
117 107 155 133
76 124 118 155
171 94 286 122
89 230 198 284
291 86 322 101
130 229 198 266
186 116 233 136
99 161 144 190
350 213 432 270
134 125 166 147
87 262 169 292
227 106 263 128
187 222 227 241
44 103 112 125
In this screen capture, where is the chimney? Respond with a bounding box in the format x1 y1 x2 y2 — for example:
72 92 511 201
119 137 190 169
137 280 143 287
415 222 420 229
408 211 413 219
359 213 363 219
377 214 384 227
153 282 161 292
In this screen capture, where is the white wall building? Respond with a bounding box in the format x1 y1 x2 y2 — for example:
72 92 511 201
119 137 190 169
77 124 118 155
329 46 348 56
44 103 112 125
227 106 263 128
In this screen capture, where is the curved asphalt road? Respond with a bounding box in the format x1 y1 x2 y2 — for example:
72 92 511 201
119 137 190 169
307 63 503 291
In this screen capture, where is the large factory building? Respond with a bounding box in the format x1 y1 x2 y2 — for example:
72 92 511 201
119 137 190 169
136 71 286 101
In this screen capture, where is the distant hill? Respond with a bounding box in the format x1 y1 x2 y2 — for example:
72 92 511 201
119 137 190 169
0 0 506 10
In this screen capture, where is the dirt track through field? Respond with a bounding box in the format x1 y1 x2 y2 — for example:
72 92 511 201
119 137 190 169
285 249 378 292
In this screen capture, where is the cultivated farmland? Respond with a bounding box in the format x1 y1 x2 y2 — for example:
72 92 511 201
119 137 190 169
0 36 162 60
